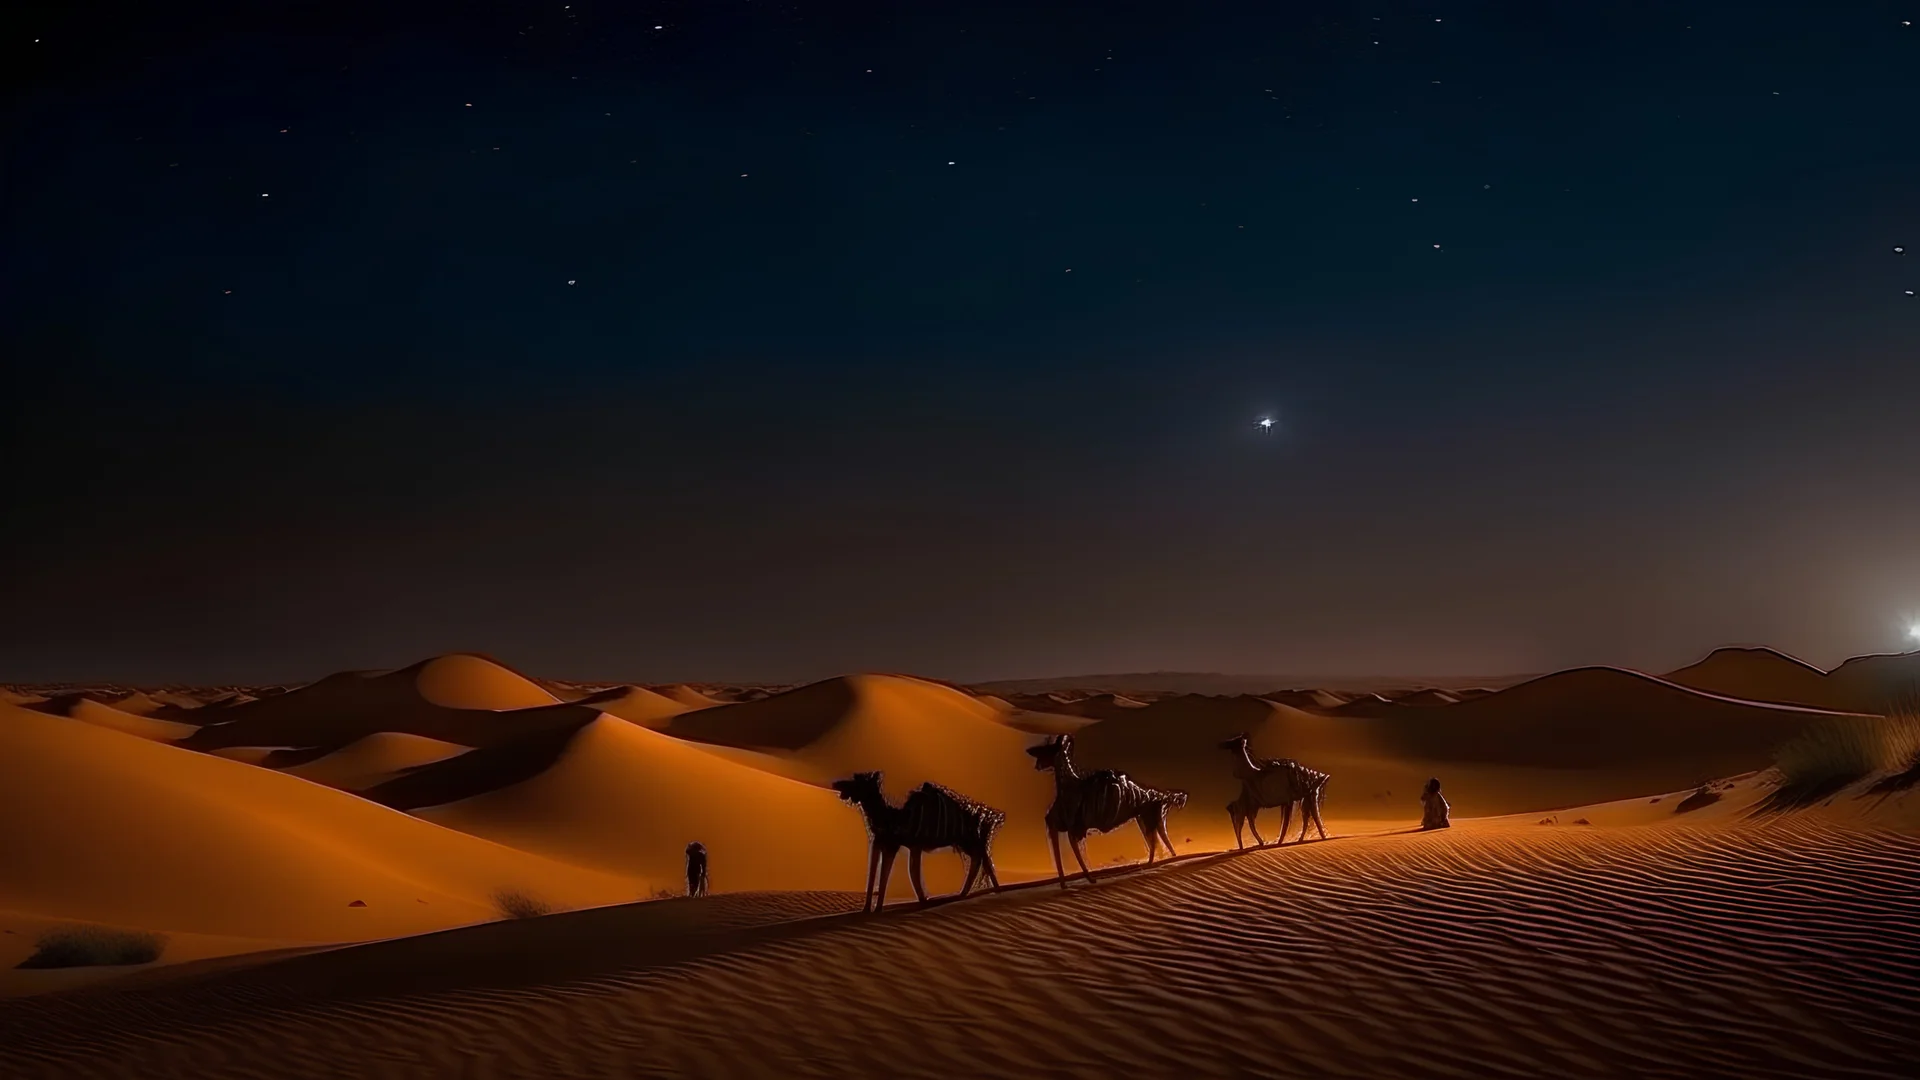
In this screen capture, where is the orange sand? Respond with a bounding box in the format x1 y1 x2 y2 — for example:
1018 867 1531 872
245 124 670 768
4 816 1915 1078
0 701 639 944
281 732 472 791
7 650 1919 1076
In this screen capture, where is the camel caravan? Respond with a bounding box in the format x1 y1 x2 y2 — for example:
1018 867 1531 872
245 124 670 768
830 732 1333 912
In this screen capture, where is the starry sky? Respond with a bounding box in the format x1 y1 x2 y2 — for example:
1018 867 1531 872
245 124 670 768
4 1 1918 685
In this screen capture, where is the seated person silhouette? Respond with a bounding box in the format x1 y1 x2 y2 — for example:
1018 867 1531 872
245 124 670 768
1419 777 1451 831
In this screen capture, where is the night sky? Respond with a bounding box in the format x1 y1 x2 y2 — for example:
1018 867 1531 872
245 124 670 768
4 1 1917 685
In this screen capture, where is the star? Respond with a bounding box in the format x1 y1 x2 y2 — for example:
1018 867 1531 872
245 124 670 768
566 280 577 286
1257 417 1274 431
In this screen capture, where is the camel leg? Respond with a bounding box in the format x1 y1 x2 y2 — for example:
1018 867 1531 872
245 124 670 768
1309 791 1329 841
1297 799 1312 843
984 854 1002 891
1048 829 1069 890
1247 806 1266 848
1157 819 1177 858
1229 806 1245 850
908 849 929 903
1139 815 1160 864
862 842 881 913
1277 801 1294 846
1068 832 1096 883
958 854 982 898
874 846 899 913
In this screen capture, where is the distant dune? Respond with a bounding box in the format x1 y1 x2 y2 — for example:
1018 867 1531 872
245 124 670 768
1663 646 1919 713
568 685 693 728
412 717 867 890
0 701 638 945
179 654 590 754
281 732 472 791
972 671 1531 696
24 695 197 743
662 674 1059 867
1071 667 1870 827
653 683 726 709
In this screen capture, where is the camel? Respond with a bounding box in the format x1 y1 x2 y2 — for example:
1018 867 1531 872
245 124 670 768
831 771 1004 912
1218 732 1330 847
1027 734 1187 889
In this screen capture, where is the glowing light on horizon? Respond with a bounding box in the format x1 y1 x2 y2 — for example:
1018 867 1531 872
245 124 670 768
1908 623 1920 643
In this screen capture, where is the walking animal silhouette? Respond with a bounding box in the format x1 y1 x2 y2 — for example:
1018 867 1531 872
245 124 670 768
831 771 1005 912
1218 732 1330 847
1027 734 1187 889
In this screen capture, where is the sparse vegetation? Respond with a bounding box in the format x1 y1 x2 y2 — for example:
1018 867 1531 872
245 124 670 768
17 926 166 969
1868 702 1920 795
491 888 555 920
1764 711 1920 811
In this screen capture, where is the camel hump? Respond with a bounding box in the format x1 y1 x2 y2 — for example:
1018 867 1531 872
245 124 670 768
1087 768 1128 786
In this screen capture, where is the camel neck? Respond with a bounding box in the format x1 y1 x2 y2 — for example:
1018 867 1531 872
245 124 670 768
1233 743 1260 777
854 790 900 834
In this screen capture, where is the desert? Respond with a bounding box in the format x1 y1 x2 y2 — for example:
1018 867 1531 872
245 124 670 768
4 647 1918 1077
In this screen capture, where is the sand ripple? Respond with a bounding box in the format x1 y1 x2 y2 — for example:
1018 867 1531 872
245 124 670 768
5 821 1916 1079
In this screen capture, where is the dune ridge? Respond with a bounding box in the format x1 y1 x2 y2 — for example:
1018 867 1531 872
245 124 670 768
1070 667 1871 827
1663 646 1919 713
179 654 589 754
4 820 1913 1079
0 701 639 943
411 716 870 890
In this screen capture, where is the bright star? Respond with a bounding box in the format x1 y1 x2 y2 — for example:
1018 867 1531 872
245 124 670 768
1257 417 1274 431
1908 623 1920 643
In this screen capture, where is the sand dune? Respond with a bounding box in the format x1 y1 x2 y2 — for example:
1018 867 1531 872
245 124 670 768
663 675 1055 847
1824 650 1920 711
1387 687 1459 706
180 654 588 753
6 818 1914 1079
1265 688 1348 709
655 684 726 708
0 701 638 943
1663 645 1849 709
411 716 868 890
280 732 472 791
24 696 197 743
1071 668 1867 831
1664 646 1920 713
569 684 691 728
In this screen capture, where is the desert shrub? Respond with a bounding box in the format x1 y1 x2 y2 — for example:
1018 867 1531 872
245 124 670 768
18 927 166 969
1868 702 1920 794
1766 712 1920 811
491 888 555 920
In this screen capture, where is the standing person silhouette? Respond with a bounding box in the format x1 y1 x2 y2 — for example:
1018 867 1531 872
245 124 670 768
685 842 709 897
1419 777 1451 830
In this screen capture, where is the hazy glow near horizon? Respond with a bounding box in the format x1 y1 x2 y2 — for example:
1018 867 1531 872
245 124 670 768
1909 623 1920 643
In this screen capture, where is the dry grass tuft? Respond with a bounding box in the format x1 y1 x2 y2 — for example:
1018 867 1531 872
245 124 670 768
491 888 556 920
1765 709 1920 811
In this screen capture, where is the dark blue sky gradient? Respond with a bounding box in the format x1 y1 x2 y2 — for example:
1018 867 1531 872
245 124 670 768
4 2 1917 683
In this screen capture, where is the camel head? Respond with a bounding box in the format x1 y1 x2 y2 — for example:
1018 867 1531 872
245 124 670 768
831 771 884 805
1025 734 1071 771
1217 732 1252 753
